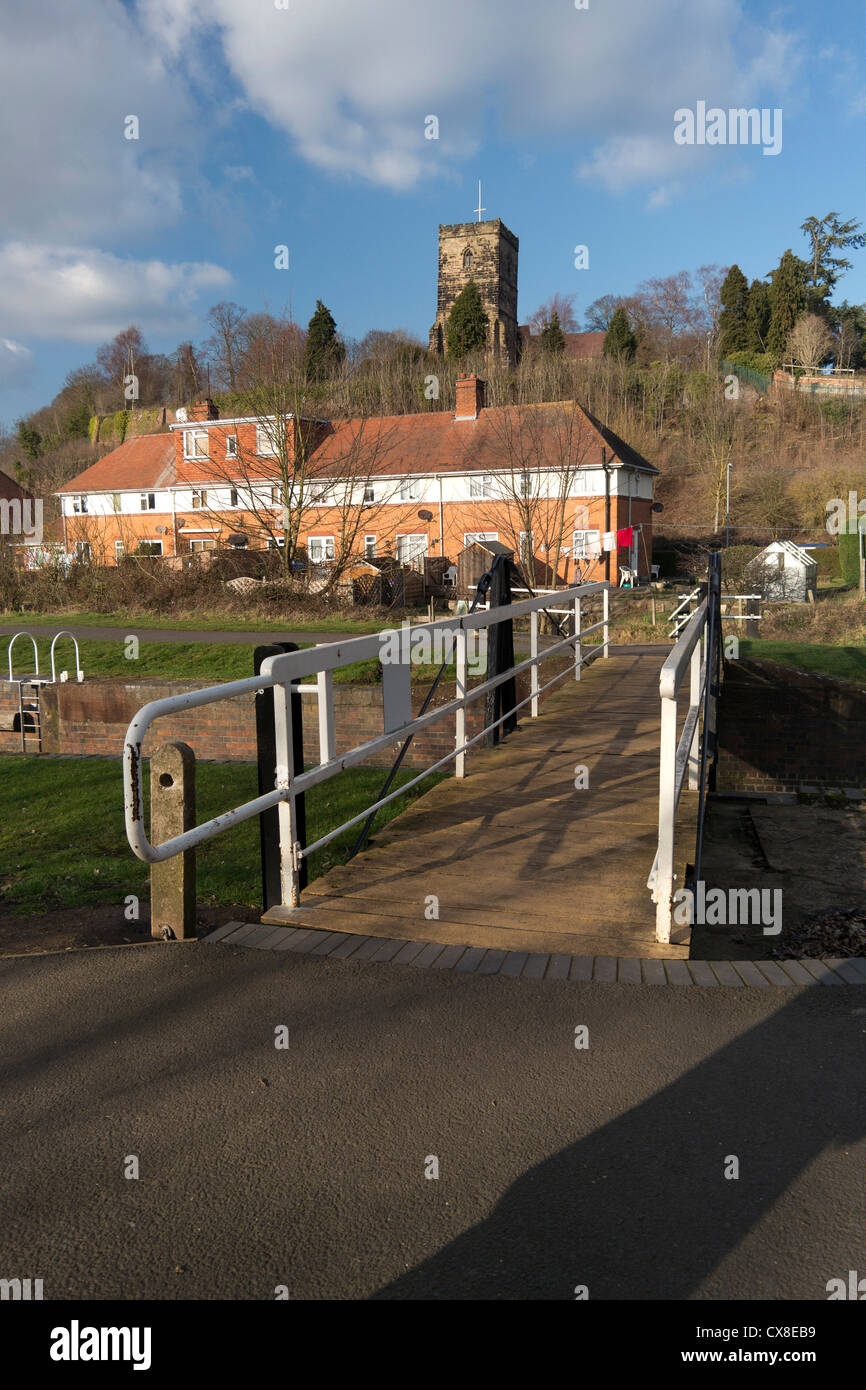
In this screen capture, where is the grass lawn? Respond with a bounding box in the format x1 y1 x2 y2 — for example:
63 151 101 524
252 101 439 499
739 638 866 686
0 633 460 685
0 756 446 916
0 609 391 635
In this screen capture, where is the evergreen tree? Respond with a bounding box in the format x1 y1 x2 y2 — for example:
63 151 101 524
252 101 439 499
539 311 566 354
603 304 637 361
717 265 750 356
445 280 488 357
745 279 771 352
304 300 345 379
767 250 807 358
15 420 41 462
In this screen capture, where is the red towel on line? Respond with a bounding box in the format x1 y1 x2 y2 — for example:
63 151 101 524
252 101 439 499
616 527 633 548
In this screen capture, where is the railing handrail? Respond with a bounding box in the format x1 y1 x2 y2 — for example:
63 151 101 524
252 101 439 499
660 599 708 700
7 631 39 681
124 580 612 870
49 630 83 684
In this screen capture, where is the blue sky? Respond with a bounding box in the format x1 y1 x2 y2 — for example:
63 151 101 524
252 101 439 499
2 0 865 423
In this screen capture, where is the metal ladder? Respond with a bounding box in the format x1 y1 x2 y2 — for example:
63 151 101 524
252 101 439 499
17 680 42 753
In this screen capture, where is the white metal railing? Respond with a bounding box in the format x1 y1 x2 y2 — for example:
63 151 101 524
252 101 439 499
649 558 721 943
667 588 701 639
7 631 41 682
123 583 614 909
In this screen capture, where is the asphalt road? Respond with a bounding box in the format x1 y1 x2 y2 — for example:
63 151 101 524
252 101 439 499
2 941 864 1300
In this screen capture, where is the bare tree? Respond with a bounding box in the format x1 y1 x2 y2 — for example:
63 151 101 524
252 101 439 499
202 301 248 392
787 313 835 371
526 293 579 336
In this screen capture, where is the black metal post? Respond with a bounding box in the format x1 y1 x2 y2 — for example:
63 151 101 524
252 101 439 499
484 553 517 747
255 643 307 911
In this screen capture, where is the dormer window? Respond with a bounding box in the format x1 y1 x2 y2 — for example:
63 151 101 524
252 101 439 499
463 248 473 271
183 429 209 459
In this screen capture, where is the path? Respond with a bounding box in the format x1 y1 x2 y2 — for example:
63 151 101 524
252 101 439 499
263 647 697 958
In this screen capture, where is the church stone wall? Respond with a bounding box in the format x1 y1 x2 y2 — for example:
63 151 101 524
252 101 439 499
429 219 519 365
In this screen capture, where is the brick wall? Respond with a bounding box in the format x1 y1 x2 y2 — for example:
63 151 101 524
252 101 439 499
0 656 570 768
717 657 866 793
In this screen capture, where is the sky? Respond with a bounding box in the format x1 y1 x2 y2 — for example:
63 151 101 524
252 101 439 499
2 0 866 423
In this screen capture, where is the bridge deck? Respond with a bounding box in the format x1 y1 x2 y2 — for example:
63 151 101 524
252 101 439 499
262 647 696 958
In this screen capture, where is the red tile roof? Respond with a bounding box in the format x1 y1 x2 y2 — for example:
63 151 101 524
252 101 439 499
56 435 175 493
306 401 656 478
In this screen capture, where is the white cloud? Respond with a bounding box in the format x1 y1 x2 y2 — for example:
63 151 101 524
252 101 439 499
0 339 35 391
138 0 799 192
0 1 196 242
0 245 231 342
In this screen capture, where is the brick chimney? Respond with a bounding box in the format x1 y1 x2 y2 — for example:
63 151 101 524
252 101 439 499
188 398 220 421
455 374 486 420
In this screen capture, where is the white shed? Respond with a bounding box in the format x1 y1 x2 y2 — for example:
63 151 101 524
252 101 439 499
744 539 818 603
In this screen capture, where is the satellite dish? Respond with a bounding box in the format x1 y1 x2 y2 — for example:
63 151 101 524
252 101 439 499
155 525 166 534
175 407 188 423
652 502 664 513
418 509 433 521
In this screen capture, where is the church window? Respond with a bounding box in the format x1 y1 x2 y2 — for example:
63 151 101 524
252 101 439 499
463 248 473 271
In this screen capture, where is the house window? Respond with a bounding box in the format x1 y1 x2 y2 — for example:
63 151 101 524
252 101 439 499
364 535 377 559
399 478 421 502
469 474 493 499
518 473 533 498
183 429 209 459
72 495 88 514
270 485 283 506
136 540 163 556
111 493 122 513
267 537 286 550
226 434 238 458
114 541 125 560
308 536 335 563
256 422 278 455
395 534 428 564
140 493 156 511
73 541 91 560
229 488 239 508
463 532 498 547
189 538 216 552
191 488 207 510
573 530 601 559
307 481 329 504
364 482 375 504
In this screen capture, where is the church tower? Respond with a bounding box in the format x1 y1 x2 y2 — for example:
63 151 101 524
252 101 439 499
429 216 519 365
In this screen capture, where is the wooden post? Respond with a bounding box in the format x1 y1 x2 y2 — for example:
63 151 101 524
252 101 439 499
150 742 196 940
650 592 656 627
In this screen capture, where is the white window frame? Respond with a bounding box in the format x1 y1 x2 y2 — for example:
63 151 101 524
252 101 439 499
73 541 91 560
189 538 216 553
140 492 156 512
395 533 428 564
307 535 335 563
137 540 163 557
191 488 207 510
399 478 421 503
226 434 238 458
114 540 125 560
364 534 377 559
72 495 88 514
267 536 286 550
469 473 493 500
269 485 283 506
518 472 534 498
363 482 376 504
183 429 209 459
256 422 278 456
573 529 601 559
463 532 498 547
